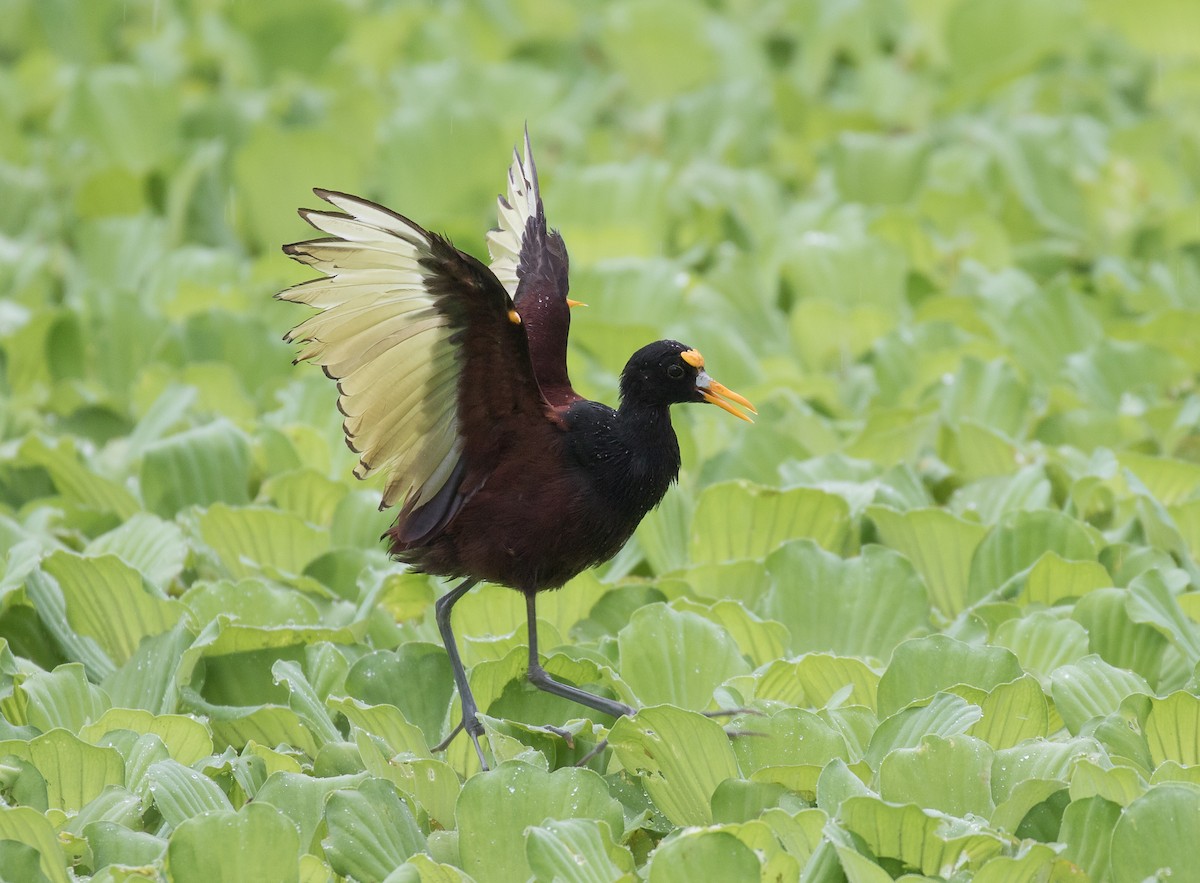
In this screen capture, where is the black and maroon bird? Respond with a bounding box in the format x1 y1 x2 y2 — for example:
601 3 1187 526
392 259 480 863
278 132 754 768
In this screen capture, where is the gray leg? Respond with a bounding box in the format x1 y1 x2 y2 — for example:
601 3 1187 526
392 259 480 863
432 579 488 769
525 592 634 719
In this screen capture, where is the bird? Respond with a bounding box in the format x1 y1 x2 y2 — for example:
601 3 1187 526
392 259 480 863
277 131 755 769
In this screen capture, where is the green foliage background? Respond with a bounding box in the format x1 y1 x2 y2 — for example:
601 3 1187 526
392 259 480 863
3 0 1200 880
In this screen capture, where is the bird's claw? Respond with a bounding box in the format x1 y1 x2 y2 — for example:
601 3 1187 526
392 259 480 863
534 723 576 749
431 715 490 771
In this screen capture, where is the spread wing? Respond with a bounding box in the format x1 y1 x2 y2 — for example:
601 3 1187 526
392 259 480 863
279 189 555 542
486 129 578 407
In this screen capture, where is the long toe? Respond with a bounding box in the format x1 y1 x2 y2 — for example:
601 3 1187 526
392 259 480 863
431 716 491 770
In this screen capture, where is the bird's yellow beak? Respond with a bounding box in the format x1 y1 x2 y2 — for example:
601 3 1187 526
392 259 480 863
697 372 756 422
566 298 587 308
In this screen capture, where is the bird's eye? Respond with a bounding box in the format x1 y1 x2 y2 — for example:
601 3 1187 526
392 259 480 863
667 364 685 379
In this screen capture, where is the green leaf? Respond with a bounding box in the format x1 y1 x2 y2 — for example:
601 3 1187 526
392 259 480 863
1059 796 1121 881
1145 691 1200 767
329 697 431 757
763 541 929 658
991 738 1102 806
254 771 367 855
966 675 1049 749
15 662 109 732
645 829 761 883
525 818 635 883
710 779 790 824
939 358 1029 440
838 796 1006 875
867 506 987 617
62 784 142 834
690 482 851 564
878 734 996 818
1049 655 1152 733
344 645 453 747
751 654 879 710
141 420 252 517
617 604 750 709
102 620 193 713
1127 569 1200 667
608 706 738 827
1021 552 1111 607
165 802 300 883
354 732 458 830
1072 588 1168 685
831 131 930 205
877 635 1023 717
0 840 53 883
865 693 983 768
1067 339 1189 411
669 598 788 667
41 550 184 667
322 779 426 882
262 467 348 526
197 504 330 579
730 708 848 774
79 708 213 765
18 435 139 519
1000 285 1103 381
992 613 1090 678
456 762 623 883
967 510 1099 602
85 513 187 591
271 659 340 747
182 578 321 629
84 821 167 872
0 729 124 812
146 758 233 828
1110 784 1200 883
1069 757 1146 806
0 806 70 883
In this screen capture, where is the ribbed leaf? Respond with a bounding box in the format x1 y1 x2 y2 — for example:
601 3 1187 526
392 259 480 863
838 796 1006 875
0 806 70 883
608 706 739 826
877 635 1022 717
763 541 929 658
617 604 750 709
879 734 996 818
526 819 636 883
967 509 1099 602
85 513 187 591
1049 655 1152 733
41 550 184 666
456 762 622 883
146 758 233 828
867 506 986 616
165 802 300 883
141 419 251 516
197 503 329 579
1110 784 1200 883
645 829 761 883
690 481 851 563
0 729 123 812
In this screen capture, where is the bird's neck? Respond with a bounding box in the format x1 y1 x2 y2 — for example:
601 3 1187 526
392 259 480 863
613 399 682 499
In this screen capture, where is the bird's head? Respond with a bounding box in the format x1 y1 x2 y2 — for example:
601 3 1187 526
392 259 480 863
619 340 755 421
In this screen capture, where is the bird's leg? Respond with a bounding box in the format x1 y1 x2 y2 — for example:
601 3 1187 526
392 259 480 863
432 578 489 769
525 592 635 720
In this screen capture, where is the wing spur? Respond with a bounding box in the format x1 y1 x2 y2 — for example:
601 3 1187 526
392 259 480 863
486 130 578 406
278 189 551 541
486 127 542 298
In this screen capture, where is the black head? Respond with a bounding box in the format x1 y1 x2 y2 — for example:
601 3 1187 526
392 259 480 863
619 340 755 420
